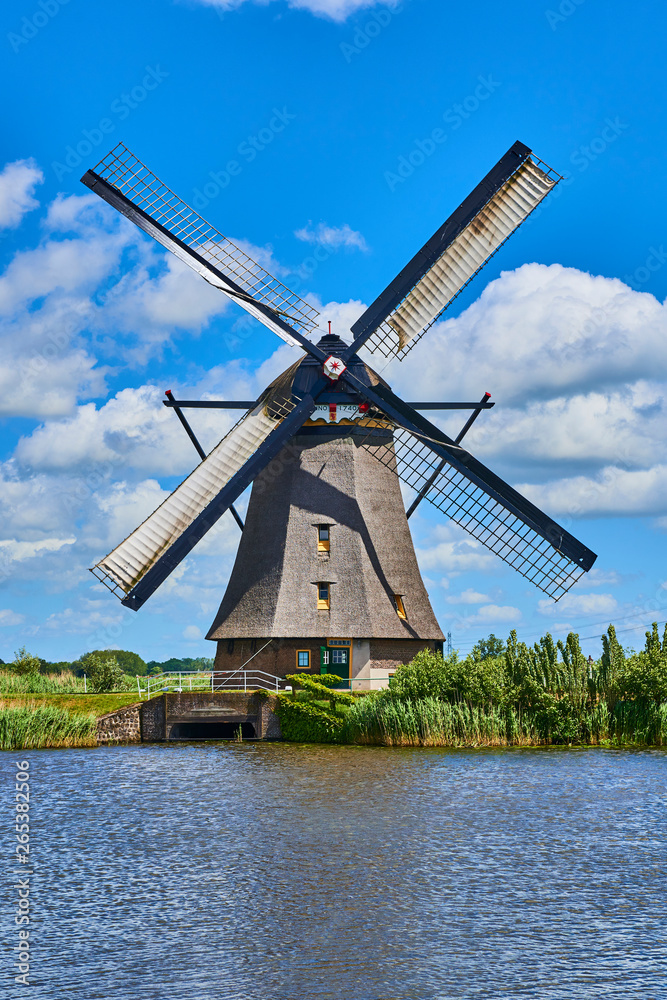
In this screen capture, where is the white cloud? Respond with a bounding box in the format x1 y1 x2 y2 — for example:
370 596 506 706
43 603 125 635
0 159 43 229
447 588 492 605
191 0 392 22
585 568 623 587
0 537 76 562
0 609 26 627
537 592 618 617
416 523 497 576
183 625 203 640
521 464 667 518
449 604 522 629
386 263 667 405
295 222 369 252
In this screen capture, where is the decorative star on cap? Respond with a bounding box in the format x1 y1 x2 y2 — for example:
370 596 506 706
323 355 347 380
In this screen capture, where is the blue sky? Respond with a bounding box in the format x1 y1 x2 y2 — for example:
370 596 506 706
1 0 666 663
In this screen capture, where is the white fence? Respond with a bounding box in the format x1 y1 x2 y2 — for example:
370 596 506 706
136 669 288 699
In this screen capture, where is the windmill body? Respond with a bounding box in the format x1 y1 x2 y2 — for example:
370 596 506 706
81 140 597 690
207 334 443 686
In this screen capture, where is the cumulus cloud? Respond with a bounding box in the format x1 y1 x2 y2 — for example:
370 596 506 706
449 604 522 629
183 625 203 640
520 464 667 518
0 159 43 229
387 263 667 405
372 263 667 521
0 190 236 418
537 592 618 617
295 222 369 252
415 523 497 576
0 609 26 627
447 588 492 605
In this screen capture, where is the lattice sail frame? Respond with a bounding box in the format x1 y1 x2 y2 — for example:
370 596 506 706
363 156 560 361
358 421 586 600
92 392 296 598
90 143 320 345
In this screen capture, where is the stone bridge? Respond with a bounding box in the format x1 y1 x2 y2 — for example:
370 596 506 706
97 691 282 744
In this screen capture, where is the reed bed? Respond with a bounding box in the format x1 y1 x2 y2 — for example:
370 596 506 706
0 670 87 694
0 670 136 694
0 703 98 749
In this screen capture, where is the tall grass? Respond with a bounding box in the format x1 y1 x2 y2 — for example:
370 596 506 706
343 695 666 747
0 670 135 694
0 703 98 749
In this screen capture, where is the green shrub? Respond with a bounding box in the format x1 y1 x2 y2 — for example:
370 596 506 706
80 652 125 693
274 694 345 743
286 673 355 706
11 646 42 676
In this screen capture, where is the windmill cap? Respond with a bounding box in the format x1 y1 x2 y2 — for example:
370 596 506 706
315 332 348 352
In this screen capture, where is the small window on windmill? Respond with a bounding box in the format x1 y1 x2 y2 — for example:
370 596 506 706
392 594 407 620
317 582 330 610
297 650 310 669
317 525 330 552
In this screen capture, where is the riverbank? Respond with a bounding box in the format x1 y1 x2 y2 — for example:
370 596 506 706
0 694 142 749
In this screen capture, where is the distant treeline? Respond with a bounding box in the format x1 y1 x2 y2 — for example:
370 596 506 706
0 650 214 677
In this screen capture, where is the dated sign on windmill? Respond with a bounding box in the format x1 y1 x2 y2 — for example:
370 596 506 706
82 141 596 688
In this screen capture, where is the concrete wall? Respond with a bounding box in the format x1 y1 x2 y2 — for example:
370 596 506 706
101 691 284 741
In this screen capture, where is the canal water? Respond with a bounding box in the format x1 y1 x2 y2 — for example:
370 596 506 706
2 744 666 999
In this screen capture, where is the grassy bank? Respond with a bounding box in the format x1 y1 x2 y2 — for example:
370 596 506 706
0 693 142 715
0 693 142 750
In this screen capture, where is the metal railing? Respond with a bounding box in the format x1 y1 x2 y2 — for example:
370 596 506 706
136 669 288 699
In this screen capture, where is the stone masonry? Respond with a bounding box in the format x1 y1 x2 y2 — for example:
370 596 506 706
96 702 142 743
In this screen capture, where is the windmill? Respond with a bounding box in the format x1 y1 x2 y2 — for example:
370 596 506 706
81 140 596 687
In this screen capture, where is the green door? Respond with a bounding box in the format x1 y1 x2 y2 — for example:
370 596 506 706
327 646 350 686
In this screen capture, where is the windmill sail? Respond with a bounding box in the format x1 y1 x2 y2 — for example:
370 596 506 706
348 380 596 601
91 390 307 605
348 142 560 361
81 143 320 350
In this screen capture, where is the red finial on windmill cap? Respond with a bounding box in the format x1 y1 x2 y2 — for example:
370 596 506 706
328 320 332 335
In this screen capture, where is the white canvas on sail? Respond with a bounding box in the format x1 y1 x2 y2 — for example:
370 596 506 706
89 143 320 348
370 158 556 359
92 400 291 595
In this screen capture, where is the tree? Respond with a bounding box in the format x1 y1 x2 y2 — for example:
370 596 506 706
80 649 146 675
80 652 124 693
471 633 505 661
11 646 42 676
